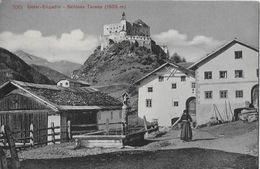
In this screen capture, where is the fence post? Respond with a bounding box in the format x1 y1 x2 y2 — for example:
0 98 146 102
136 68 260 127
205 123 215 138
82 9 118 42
0 147 8 169
105 119 109 135
0 125 7 169
51 122 55 144
0 125 6 147
29 123 34 147
121 122 125 135
67 120 71 140
143 116 148 138
121 105 128 135
4 125 20 169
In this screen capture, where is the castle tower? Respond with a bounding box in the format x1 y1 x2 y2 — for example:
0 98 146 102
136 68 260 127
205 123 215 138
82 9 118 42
120 12 127 32
121 12 126 20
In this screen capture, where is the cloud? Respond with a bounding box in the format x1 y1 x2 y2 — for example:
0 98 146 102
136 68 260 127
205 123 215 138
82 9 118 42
0 29 99 64
152 29 224 61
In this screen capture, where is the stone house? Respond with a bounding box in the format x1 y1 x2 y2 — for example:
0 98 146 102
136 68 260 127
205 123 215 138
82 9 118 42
189 39 259 125
135 61 195 126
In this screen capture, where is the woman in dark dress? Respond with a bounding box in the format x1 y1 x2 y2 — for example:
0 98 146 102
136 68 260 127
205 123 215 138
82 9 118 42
180 110 192 142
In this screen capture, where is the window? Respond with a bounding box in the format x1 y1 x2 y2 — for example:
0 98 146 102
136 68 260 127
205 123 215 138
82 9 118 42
204 71 212 79
236 90 243 98
235 51 242 59
158 76 164 82
205 91 212 99
148 87 153 92
220 90 228 98
146 99 152 107
257 69 259 77
172 83 177 89
219 71 227 79
173 101 179 107
191 82 195 89
111 112 113 120
181 76 186 81
235 70 243 78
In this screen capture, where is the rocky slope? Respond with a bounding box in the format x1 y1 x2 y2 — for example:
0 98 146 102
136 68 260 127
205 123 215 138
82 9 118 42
0 47 54 85
14 50 81 77
72 40 167 85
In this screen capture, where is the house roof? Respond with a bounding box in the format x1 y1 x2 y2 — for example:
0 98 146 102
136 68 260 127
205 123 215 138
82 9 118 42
134 60 195 85
0 80 122 111
189 38 259 70
177 62 194 69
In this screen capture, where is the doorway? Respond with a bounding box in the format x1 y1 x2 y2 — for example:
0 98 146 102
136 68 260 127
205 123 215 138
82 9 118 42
186 97 196 124
251 84 259 108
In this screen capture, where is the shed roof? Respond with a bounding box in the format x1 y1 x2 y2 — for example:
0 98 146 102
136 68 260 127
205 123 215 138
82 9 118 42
0 80 122 111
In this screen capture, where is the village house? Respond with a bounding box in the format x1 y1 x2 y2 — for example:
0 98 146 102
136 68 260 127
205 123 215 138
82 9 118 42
135 61 195 126
100 12 151 50
57 79 90 88
0 80 123 143
189 38 259 125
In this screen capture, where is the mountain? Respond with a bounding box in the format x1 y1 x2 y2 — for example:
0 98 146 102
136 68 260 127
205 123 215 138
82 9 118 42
31 64 69 83
72 40 167 110
72 40 167 85
14 50 81 77
0 47 54 85
49 60 81 77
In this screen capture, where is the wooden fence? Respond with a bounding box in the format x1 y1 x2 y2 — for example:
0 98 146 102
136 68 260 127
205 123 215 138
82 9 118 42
69 121 126 137
0 122 64 150
0 119 158 150
0 117 158 169
0 121 128 149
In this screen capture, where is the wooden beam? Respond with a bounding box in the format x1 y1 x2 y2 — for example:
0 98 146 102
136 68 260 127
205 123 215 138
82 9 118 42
4 125 20 169
0 110 55 114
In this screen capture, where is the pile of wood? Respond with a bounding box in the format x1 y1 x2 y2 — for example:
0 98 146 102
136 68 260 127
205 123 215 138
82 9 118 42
239 108 258 122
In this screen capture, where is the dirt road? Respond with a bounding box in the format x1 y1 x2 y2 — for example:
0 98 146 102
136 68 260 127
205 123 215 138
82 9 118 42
21 148 257 169
144 124 258 156
18 121 258 169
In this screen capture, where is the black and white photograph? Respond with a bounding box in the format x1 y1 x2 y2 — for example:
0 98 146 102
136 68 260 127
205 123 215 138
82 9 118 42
0 0 258 168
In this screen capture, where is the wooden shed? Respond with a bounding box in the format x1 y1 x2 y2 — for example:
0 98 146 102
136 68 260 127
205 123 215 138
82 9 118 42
0 80 123 144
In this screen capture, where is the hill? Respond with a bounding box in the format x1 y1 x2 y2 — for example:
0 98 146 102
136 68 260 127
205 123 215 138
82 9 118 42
0 47 54 85
31 64 70 83
72 40 167 85
14 50 81 77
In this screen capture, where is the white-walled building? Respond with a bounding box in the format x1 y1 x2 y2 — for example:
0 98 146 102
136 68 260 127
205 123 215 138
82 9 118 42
57 79 90 88
135 61 195 126
189 39 259 125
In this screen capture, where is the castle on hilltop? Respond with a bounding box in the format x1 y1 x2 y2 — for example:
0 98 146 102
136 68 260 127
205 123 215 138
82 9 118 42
100 12 151 50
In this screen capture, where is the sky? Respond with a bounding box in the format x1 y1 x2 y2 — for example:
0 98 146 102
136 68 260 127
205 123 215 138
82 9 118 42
0 0 258 64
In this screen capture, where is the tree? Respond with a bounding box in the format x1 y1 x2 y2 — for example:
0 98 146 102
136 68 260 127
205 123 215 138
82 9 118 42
109 39 114 45
169 52 186 63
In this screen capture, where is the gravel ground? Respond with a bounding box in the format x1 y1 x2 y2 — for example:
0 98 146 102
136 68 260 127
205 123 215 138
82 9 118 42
143 121 258 156
15 121 258 160
15 120 258 169
20 148 258 169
